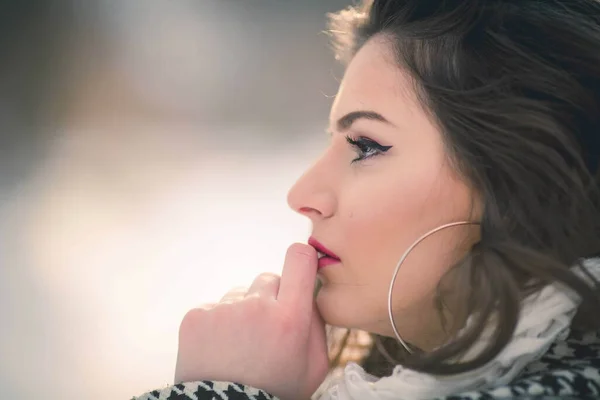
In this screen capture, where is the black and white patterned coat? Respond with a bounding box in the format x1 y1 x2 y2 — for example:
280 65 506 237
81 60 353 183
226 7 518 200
132 330 600 400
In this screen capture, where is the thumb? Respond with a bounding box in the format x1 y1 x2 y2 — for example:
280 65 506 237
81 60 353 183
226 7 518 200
278 243 318 316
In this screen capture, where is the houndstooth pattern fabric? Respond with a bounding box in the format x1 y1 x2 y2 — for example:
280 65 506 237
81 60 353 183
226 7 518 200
441 330 600 400
132 380 278 400
132 331 600 400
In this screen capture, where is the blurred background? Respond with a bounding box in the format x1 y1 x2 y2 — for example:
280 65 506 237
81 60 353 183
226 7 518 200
0 1 350 398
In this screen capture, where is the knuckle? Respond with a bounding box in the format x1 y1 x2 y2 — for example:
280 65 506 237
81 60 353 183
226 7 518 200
244 295 271 315
256 272 280 284
178 307 210 337
230 286 248 294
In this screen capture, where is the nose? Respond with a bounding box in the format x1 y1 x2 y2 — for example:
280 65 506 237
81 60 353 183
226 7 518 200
287 159 337 222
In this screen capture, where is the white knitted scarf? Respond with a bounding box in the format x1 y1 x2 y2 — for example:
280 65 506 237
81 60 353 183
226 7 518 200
316 258 600 400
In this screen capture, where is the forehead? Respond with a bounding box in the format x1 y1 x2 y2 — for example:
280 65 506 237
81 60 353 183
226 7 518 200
330 38 422 127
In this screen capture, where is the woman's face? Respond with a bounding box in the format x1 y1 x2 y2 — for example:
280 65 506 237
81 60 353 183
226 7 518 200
287 38 480 350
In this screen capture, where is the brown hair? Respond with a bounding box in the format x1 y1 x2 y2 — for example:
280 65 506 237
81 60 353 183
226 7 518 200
326 0 600 376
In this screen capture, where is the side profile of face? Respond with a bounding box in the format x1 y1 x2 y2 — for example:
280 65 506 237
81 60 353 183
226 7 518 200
287 37 481 350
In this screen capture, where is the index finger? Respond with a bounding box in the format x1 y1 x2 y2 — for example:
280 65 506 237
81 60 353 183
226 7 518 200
277 243 318 314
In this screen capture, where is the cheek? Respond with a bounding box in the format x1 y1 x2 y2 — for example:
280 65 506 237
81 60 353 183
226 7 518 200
317 152 477 334
340 163 474 304
342 166 439 258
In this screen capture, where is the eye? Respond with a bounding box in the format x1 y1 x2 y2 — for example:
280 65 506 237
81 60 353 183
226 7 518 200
345 135 392 163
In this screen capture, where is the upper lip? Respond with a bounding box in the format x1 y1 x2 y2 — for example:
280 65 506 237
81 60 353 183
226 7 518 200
308 237 340 260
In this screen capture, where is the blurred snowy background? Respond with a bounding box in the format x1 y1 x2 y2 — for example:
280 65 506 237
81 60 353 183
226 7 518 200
0 1 349 398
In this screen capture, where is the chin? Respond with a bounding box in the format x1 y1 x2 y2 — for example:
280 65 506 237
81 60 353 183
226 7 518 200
315 285 351 327
315 285 387 334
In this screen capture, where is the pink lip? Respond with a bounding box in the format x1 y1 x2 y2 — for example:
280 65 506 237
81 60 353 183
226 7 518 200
317 256 341 269
308 237 341 269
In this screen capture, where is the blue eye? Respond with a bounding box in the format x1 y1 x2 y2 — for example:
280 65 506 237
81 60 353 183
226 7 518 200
345 135 392 163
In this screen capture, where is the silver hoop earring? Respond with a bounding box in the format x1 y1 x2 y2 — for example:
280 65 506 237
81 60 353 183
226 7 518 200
387 221 480 354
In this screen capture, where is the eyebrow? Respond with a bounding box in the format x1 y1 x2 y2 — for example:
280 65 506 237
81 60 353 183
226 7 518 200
336 110 394 132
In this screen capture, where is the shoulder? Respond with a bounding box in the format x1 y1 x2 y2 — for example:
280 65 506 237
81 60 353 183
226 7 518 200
444 330 600 400
131 332 599 400
131 381 278 400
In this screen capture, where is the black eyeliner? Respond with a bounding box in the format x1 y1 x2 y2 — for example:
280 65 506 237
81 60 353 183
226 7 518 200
345 135 392 162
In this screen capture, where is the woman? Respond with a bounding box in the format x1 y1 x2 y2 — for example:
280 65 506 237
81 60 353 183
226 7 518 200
133 0 600 399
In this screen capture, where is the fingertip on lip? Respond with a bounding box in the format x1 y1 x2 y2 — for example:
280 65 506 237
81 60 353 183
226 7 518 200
289 242 317 256
307 237 340 260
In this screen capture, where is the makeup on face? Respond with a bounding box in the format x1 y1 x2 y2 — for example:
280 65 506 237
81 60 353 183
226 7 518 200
287 38 478 342
308 237 341 269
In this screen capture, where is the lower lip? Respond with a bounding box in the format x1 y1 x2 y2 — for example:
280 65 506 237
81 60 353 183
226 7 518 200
318 256 341 269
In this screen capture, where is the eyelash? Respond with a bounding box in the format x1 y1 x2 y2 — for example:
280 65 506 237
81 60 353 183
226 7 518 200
345 135 392 163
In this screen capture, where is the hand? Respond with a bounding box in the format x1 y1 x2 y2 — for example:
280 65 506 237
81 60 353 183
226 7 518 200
174 243 329 400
